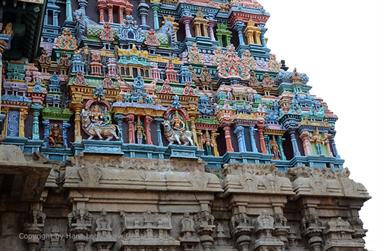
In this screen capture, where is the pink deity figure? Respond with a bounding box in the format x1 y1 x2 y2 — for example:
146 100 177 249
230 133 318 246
103 74 114 88
270 138 280 160
99 22 114 49
160 79 172 94
145 29 160 47
183 81 194 96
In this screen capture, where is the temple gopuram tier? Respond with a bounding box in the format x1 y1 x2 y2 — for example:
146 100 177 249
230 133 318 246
0 0 370 251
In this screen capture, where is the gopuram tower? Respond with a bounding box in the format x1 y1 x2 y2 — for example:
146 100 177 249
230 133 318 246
0 0 370 250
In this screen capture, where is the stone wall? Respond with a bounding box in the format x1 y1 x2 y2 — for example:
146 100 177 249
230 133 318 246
0 155 369 251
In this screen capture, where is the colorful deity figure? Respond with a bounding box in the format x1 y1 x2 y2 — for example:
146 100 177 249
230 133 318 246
183 81 195 96
73 72 87 86
163 111 193 146
241 49 256 71
135 117 146 144
81 103 119 140
103 75 114 88
310 128 327 155
200 130 212 155
270 137 280 160
268 54 280 72
144 29 160 47
187 43 204 65
217 45 250 80
49 123 64 147
99 22 114 49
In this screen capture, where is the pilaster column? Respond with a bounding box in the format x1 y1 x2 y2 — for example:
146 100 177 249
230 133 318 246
202 23 209 37
265 135 271 154
99 8 105 23
300 131 312 156
118 8 124 23
108 5 113 23
234 21 246 46
115 114 125 143
277 136 286 160
144 116 153 145
72 104 82 142
210 130 219 156
155 118 163 146
127 114 135 144
208 21 216 41
289 130 301 157
42 120 50 148
53 12 59 26
223 125 234 153
62 122 70 148
248 126 258 153
259 24 267 47
190 117 199 147
329 134 340 158
31 108 41 140
19 108 28 138
152 5 160 31
234 125 246 152
182 16 193 38
257 122 267 154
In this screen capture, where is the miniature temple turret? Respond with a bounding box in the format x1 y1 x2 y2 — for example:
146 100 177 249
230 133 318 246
138 0 150 30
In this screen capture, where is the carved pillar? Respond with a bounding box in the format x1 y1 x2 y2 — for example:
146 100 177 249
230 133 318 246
208 21 216 41
19 108 28 138
329 135 340 158
259 24 268 47
24 206 46 251
108 5 113 23
72 104 82 142
118 7 124 23
127 114 135 144
277 136 286 160
182 16 193 38
115 114 125 143
210 130 219 157
223 125 234 152
257 122 267 154
152 5 160 31
190 117 199 147
234 21 246 46
99 8 105 23
155 118 163 146
300 130 312 156
31 108 40 140
248 126 258 153
289 130 301 157
65 0 73 22
144 116 153 145
234 125 246 152
62 122 70 148
265 135 271 154
42 120 50 148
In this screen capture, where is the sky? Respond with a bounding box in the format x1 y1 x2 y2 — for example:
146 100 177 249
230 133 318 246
260 0 378 249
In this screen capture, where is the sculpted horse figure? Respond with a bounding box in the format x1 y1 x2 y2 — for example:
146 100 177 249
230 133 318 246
81 109 119 140
163 120 194 146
